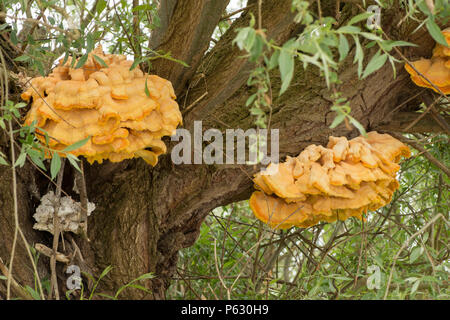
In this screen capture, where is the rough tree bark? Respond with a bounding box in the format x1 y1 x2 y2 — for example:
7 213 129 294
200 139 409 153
0 0 448 299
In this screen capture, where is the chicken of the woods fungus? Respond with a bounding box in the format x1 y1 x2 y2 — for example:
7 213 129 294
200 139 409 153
21 46 182 166
404 27 450 94
249 132 411 229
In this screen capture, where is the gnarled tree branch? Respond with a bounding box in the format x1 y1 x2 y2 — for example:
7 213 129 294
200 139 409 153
150 0 231 94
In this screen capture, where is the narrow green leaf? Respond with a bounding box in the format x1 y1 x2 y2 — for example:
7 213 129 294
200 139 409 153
129 57 143 71
250 107 265 115
362 50 388 79
66 153 81 172
115 273 154 298
25 285 41 300
75 54 89 69
14 55 30 62
89 265 113 300
44 132 50 146
246 93 257 107
244 28 256 52
27 149 46 170
360 32 383 41
338 26 361 34
411 279 421 295
348 12 374 25
86 33 94 52
338 34 349 62
96 293 116 300
163 56 189 67
381 40 418 51
62 136 91 152
278 49 294 95
268 50 280 70
389 55 397 79
410 247 423 264
426 19 448 47
349 116 367 136
330 113 346 129
93 54 108 68
50 152 61 180
145 77 150 97
96 0 107 14
10 29 18 45
62 51 70 65
132 273 155 281
35 60 45 76
14 152 27 167
249 35 264 62
15 102 27 109
0 154 8 166
352 36 363 78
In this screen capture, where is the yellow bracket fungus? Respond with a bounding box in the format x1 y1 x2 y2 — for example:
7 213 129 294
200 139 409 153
21 46 182 166
249 132 411 229
405 27 450 94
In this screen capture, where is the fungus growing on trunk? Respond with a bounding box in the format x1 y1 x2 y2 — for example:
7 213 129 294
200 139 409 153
404 27 450 94
249 132 410 229
21 46 182 166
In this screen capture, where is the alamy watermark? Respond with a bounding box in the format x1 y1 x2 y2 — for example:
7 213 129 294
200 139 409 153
170 121 279 172
366 5 381 30
66 264 81 290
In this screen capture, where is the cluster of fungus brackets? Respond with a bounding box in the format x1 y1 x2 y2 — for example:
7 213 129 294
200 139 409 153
250 132 411 229
405 27 450 94
21 46 182 166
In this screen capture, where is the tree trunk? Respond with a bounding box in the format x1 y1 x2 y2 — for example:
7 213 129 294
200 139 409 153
0 0 447 299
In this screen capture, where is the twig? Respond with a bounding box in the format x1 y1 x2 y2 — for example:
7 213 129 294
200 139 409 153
75 161 89 239
35 243 70 264
384 213 447 299
220 4 255 21
183 91 208 114
49 158 66 300
213 239 230 299
403 95 438 132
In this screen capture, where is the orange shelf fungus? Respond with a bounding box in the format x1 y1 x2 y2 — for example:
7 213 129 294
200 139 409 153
404 27 450 94
21 46 182 166
249 132 411 229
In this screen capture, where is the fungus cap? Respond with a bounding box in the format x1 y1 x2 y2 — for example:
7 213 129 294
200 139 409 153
21 46 182 166
404 27 450 94
250 132 410 229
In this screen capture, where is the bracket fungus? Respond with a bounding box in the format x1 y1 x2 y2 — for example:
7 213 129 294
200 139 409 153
249 132 411 229
21 46 182 166
404 27 450 94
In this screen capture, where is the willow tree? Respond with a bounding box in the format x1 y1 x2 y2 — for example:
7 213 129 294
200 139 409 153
0 0 448 299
